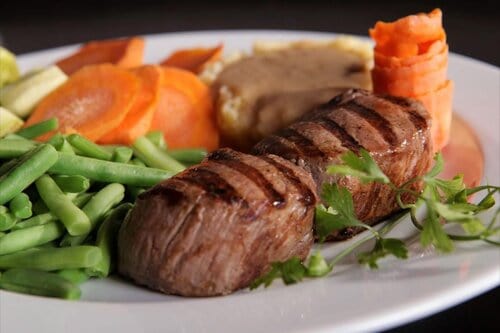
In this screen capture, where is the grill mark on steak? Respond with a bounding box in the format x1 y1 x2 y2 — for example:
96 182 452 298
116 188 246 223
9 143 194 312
117 89 433 297
279 128 325 158
208 150 285 208
256 135 301 159
405 110 429 133
258 155 315 207
178 167 245 205
138 185 185 204
380 94 413 108
342 100 398 146
315 116 364 153
378 95 428 132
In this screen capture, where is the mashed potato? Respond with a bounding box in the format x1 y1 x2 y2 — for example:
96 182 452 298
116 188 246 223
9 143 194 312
201 36 374 150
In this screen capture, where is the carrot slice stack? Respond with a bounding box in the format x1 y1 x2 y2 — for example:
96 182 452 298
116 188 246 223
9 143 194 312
149 66 219 150
25 64 139 141
369 8 453 151
56 37 145 75
98 65 162 145
159 44 223 74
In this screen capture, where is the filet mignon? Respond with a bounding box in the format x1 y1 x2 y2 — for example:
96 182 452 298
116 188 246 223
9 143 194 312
252 89 433 239
118 89 433 296
118 148 317 296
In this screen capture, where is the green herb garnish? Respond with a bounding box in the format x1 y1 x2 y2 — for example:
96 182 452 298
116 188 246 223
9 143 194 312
251 149 499 290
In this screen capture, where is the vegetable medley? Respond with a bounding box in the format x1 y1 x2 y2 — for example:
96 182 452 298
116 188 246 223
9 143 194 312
0 117 207 299
0 8 498 300
0 38 222 299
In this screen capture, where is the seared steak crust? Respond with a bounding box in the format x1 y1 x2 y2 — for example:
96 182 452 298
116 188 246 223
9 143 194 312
118 148 318 296
252 89 433 239
118 89 433 296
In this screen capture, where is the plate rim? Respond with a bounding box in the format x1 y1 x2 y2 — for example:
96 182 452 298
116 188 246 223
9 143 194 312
3 29 500 333
15 29 500 71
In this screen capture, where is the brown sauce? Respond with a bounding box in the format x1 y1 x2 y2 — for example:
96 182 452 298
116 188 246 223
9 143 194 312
214 47 372 149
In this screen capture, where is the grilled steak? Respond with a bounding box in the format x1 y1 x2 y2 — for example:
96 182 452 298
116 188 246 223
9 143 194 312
252 89 433 239
118 148 318 296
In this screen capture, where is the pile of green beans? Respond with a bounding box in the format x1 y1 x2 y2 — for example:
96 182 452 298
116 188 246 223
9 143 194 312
0 119 207 300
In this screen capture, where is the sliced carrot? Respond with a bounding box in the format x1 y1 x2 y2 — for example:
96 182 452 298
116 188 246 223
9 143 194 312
374 46 447 80
370 8 452 151
56 37 145 75
372 42 448 97
374 41 447 68
98 65 162 145
372 59 448 96
414 80 454 150
373 28 445 58
375 42 419 58
26 64 139 141
369 9 443 47
159 44 223 74
149 67 219 150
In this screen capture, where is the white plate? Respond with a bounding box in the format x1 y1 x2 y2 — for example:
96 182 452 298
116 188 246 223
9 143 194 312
1 30 499 333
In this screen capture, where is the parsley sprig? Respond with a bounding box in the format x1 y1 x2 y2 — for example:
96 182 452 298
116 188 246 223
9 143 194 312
251 149 499 290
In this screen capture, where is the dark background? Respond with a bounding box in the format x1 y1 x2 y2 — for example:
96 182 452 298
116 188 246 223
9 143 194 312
1 0 499 65
1 0 498 331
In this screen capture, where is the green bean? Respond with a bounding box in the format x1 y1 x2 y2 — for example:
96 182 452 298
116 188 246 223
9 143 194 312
66 134 112 160
61 183 125 246
52 175 90 193
0 215 16 232
0 206 17 231
0 222 64 255
16 118 58 139
38 241 58 248
100 145 121 154
34 192 87 216
0 232 5 237
72 192 94 207
12 193 92 231
145 131 167 150
9 192 32 219
49 153 172 187
129 158 146 167
167 148 207 165
82 184 125 225
133 136 185 173
11 212 55 230
0 216 16 232
0 268 81 300
0 246 102 270
0 139 36 158
112 146 133 163
57 269 89 285
36 175 91 236
59 138 76 154
3 133 30 141
47 133 65 149
0 144 59 205
47 133 75 154
59 140 76 154
87 203 132 277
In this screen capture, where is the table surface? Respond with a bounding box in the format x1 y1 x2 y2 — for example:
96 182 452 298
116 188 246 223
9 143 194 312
1 1 498 331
